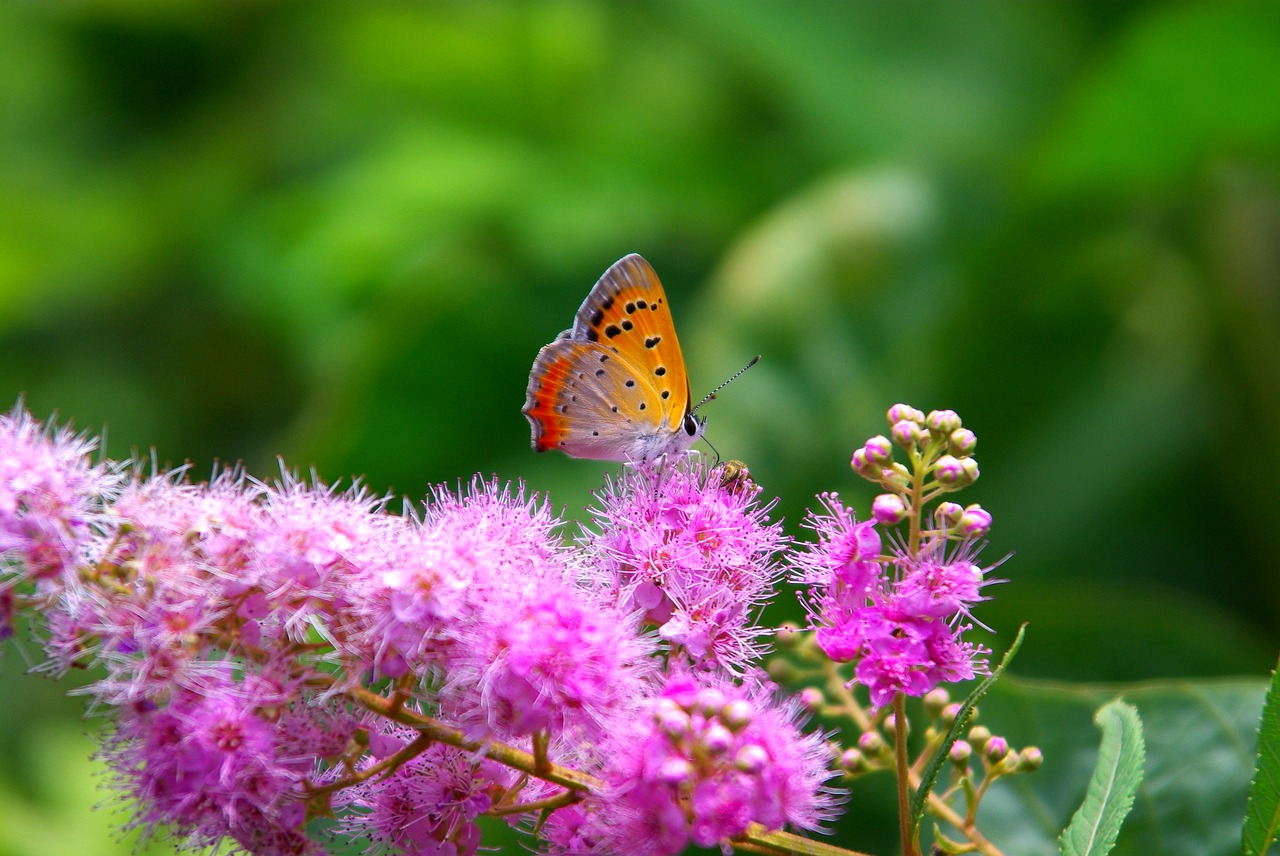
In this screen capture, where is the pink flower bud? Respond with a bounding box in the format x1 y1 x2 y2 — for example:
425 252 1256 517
985 736 1009 761
936 502 963 525
872 493 907 525
839 748 865 772
863 435 893 464
701 723 734 756
935 455 965 484
734 744 769 774
887 403 924 426
721 699 753 731
891 420 922 450
959 505 992 537
658 757 694 787
949 428 977 455
949 740 972 763
1019 747 1044 771
858 731 885 754
925 409 961 435
799 687 824 713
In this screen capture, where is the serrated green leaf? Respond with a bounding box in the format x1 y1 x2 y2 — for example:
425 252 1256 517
1243 656 1280 856
909 623 1026 835
1059 700 1145 856
974 677 1265 856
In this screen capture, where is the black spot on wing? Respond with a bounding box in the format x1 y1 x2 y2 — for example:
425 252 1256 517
645 336 661 348
620 319 633 331
655 366 666 376
605 324 622 338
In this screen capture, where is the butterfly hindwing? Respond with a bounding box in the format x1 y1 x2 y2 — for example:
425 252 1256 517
524 336 670 460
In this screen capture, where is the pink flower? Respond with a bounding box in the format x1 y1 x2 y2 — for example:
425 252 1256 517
337 720 512 856
582 457 785 673
442 581 655 742
587 673 838 855
0 406 116 586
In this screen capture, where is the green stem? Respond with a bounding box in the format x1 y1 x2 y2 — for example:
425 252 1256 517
894 693 921 856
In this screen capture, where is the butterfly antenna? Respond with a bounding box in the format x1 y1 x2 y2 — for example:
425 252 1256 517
692 355 761 414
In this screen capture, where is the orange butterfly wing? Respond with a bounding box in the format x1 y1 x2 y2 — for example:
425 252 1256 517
524 254 700 461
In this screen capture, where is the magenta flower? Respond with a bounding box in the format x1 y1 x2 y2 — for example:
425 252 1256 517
795 498 992 708
582 457 785 673
102 668 322 854
337 720 512 856
442 581 655 742
0 406 116 587
586 672 838 856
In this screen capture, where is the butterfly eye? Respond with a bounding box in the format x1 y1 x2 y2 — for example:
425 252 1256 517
683 413 701 436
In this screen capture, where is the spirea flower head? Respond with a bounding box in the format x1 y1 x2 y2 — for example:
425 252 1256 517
344 477 565 681
336 719 512 856
584 672 838 856
581 456 785 674
0 406 117 588
794 497 993 708
441 578 655 742
102 666 319 855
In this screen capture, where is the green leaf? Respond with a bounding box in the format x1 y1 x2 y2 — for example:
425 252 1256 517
909 623 1027 835
1243 656 1280 856
1059 700 1145 856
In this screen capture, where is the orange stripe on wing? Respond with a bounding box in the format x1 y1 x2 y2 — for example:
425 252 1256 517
526 353 574 451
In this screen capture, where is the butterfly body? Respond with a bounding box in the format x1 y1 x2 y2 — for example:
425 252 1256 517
524 254 704 463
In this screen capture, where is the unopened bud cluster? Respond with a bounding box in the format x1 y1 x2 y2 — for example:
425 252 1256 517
851 404 990 538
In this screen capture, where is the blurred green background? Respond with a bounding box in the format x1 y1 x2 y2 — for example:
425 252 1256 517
1 2 1278 854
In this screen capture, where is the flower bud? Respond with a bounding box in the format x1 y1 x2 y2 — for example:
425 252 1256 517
775 622 802 649
657 709 691 740
940 702 962 724
984 736 1009 762
696 688 726 717
658 757 694 787
882 712 907 736
839 747 866 773
701 723 734 756
949 740 972 763
766 658 797 682
799 687 825 713
926 409 962 436
949 428 977 456
936 502 964 527
858 731 885 755
958 505 992 537
863 435 894 465
1018 746 1044 772
961 457 979 483
872 493 908 525
721 699 754 731
882 462 912 490
887 403 924 426
934 455 966 486
851 448 871 474
967 725 991 752
891 420 922 450
924 688 950 716
735 744 768 775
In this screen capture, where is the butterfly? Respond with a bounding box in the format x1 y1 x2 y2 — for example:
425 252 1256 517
523 254 706 463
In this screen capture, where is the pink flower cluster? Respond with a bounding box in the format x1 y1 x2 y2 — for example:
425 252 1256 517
794 493 993 707
0 406 837 856
583 462 786 673
541 672 836 856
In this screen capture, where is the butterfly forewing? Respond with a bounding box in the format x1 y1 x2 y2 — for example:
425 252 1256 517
571 254 692 431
